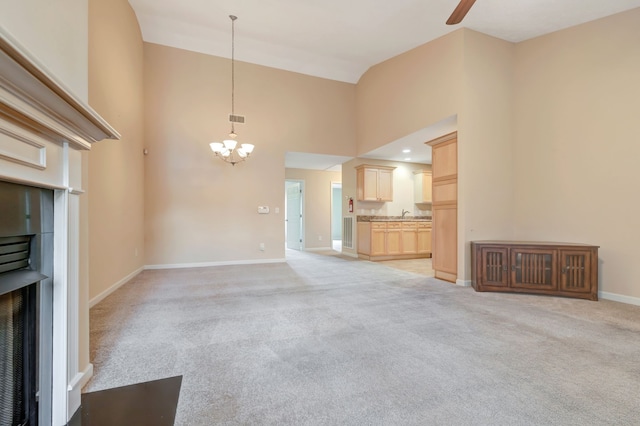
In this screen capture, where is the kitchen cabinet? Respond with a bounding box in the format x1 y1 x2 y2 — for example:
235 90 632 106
355 164 395 202
413 170 433 204
471 241 599 301
417 222 432 254
357 221 432 260
428 132 457 283
401 222 418 254
370 222 387 256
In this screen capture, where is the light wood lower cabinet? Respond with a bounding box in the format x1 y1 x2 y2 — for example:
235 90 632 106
417 222 432 254
471 241 599 301
358 221 432 260
401 222 418 254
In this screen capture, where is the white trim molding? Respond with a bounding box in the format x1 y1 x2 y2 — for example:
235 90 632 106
600 291 640 307
67 363 93 419
145 258 287 270
456 279 472 287
89 267 144 308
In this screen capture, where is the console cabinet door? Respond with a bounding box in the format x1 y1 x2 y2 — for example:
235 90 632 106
479 247 509 287
559 250 593 294
510 248 557 291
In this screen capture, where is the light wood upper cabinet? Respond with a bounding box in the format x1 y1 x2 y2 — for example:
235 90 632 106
413 170 433 204
356 165 395 202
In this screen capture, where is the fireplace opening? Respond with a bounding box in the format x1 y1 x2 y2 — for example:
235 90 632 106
0 181 54 426
1 272 38 426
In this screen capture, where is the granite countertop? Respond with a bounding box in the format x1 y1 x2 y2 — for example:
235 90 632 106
357 215 432 222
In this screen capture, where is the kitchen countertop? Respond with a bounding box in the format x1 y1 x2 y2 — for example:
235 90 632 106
357 215 432 222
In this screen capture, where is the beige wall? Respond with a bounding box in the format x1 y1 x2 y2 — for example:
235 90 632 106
354 29 515 284
285 168 341 249
457 30 516 282
88 0 145 308
0 0 89 101
513 8 640 300
143 43 356 266
355 30 464 155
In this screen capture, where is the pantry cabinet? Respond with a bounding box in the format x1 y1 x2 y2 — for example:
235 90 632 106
428 132 458 283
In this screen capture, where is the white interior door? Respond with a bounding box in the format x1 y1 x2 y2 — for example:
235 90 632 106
285 181 303 250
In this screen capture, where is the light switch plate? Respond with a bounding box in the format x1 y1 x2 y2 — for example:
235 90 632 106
258 206 270 214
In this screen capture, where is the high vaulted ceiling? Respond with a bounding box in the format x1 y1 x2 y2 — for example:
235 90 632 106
129 0 640 84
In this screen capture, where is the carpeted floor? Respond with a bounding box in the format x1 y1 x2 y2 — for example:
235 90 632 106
85 249 640 425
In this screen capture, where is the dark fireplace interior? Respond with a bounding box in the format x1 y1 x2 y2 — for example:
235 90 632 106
0 181 54 426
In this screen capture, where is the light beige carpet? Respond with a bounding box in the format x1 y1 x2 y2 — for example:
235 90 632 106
85 249 640 425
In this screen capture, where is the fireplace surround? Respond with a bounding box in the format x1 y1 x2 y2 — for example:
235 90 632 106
0 182 54 425
0 27 119 425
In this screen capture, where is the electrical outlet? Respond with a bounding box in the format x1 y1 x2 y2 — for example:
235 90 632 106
259 243 265 251
318 236 322 241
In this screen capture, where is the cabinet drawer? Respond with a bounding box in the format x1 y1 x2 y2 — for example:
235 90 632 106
386 222 401 229
401 222 417 229
371 222 386 229
417 222 432 229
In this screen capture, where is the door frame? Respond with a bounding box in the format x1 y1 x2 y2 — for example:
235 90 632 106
285 179 305 250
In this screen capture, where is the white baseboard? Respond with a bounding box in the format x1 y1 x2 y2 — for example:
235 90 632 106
67 363 93 420
145 258 286 270
599 291 640 307
456 279 472 287
89 267 143 308
305 247 334 252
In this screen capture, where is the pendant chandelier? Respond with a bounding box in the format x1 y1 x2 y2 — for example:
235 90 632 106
210 15 254 166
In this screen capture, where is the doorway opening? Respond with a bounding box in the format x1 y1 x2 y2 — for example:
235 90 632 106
285 180 304 250
331 182 342 252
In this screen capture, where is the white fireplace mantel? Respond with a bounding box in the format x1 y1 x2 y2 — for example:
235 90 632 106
0 27 119 425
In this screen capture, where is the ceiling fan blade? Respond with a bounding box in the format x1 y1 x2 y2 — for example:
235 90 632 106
446 0 477 25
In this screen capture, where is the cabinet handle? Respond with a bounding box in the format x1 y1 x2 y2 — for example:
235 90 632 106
502 266 508 271
511 265 516 271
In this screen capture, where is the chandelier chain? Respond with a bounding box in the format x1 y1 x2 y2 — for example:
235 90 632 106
230 15 236 134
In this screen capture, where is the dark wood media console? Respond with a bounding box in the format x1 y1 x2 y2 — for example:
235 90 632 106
471 241 599 301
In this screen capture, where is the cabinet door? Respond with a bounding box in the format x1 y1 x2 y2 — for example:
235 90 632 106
401 223 418 254
479 247 508 287
371 226 386 256
559 250 593 294
386 223 402 255
510 248 557 290
417 226 432 254
362 168 379 201
432 206 457 277
378 169 393 201
421 172 432 203
432 139 457 180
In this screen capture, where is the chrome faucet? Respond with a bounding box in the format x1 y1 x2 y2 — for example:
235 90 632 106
401 209 410 218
